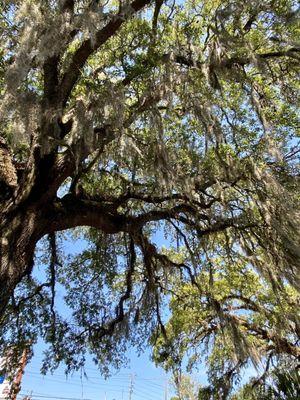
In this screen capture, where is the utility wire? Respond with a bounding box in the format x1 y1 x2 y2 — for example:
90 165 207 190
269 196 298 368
21 369 167 399
132 389 158 400
23 375 127 389
18 394 92 400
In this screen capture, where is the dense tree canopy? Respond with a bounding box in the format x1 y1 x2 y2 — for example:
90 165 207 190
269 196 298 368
0 0 299 395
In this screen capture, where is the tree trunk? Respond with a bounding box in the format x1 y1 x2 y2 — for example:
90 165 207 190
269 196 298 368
0 207 43 320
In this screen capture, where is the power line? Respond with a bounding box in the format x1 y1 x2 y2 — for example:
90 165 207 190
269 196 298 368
132 389 157 400
134 382 163 394
21 368 168 400
136 379 164 390
23 374 127 389
26 371 130 383
27 371 165 385
21 375 165 399
18 394 92 400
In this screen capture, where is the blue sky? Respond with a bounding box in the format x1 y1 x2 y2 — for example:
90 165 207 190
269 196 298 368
19 346 171 400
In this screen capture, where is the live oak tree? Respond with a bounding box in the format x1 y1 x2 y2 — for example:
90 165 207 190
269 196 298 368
0 0 299 381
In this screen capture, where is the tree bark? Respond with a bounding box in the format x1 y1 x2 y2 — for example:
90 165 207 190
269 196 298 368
0 206 44 320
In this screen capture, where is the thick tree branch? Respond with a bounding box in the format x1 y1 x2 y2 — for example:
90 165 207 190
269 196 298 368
43 55 59 105
45 195 127 234
111 191 215 209
45 196 199 235
18 124 116 208
230 315 300 359
121 46 300 89
45 191 257 245
59 0 153 107
152 0 163 33
0 136 18 203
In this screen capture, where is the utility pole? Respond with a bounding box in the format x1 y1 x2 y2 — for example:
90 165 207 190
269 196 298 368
164 379 168 400
128 374 134 400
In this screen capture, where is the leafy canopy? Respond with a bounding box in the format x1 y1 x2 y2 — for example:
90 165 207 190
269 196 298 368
0 0 299 390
